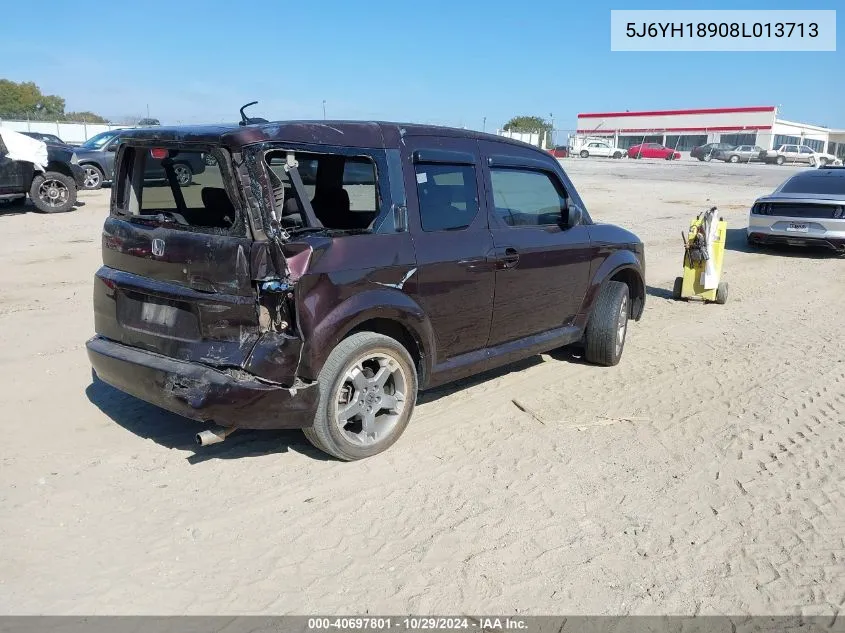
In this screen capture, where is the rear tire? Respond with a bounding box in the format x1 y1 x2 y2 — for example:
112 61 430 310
29 171 76 213
173 163 193 187
673 276 684 300
715 282 729 305
584 281 630 367
818 158 828 167
580 150 589 158
303 332 418 461
81 164 104 190
776 156 785 165
703 154 712 162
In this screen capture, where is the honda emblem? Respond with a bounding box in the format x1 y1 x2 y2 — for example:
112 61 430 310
151 238 165 257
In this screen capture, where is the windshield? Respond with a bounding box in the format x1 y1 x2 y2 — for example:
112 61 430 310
80 131 116 149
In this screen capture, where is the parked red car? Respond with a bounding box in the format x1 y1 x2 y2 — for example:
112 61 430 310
548 145 570 158
627 143 681 160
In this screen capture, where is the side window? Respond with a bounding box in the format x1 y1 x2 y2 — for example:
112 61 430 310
799 146 814 154
342 158 377 213
414 163 478 232
490 169 566 227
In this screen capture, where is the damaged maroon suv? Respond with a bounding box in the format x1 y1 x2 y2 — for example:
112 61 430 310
86 121 645 460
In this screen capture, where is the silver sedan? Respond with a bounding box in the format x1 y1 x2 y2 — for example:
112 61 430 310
747 166 845 251
717 145 765 163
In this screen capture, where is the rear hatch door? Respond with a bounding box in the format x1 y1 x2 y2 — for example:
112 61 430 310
94 143 262 368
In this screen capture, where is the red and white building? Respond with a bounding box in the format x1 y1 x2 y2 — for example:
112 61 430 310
572 106 845 159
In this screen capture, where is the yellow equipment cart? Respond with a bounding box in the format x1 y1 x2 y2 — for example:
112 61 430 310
673 207 728 304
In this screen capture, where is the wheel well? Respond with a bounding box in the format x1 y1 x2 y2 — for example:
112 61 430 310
348 318 424 380
45 161 73 178
609 268 644 320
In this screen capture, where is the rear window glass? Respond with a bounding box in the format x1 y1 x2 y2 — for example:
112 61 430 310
781 173 845 195
126 148 240 234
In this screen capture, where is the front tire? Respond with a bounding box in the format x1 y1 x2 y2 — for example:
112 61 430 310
715 282 729 305
584 281 630 367
729 155 740 163
81 164 104 190
580 150 589 158
30 171 76 213
612 151 622 159
673 276 684 300
303 332 418 461
818 158 828 167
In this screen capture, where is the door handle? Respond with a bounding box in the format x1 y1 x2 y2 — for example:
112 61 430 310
457 257 487 272
499 247 520 269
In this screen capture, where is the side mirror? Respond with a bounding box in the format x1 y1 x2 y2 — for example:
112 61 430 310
567 204 584 227
106 143 118 152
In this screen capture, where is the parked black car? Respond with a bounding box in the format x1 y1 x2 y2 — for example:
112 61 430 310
21 131 71 147
74 129 206 190
0 134 85 213
86 120 646 460
691 143 735 162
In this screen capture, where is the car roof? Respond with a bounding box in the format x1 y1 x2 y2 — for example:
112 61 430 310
113 120 546 153
775 166 845 191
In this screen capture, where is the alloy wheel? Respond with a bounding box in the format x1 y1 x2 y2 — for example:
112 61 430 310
83 167 101 189
173 164 191 186
334 353 407 447
616 294 628 357
37 179 70 209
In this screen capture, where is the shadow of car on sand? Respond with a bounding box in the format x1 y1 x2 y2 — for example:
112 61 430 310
88 346 594 462
85 374 333 464
725 227 843 258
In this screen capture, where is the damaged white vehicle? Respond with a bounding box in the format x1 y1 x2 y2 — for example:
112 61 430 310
0 128 85 213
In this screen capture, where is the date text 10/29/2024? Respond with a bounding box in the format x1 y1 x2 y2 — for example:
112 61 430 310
307 617 528 631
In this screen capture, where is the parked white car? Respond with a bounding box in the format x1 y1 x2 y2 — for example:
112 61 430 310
759 144 841 167
578 141 625 159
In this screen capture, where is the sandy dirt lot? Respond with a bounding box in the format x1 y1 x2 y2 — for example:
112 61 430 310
0 159 842 616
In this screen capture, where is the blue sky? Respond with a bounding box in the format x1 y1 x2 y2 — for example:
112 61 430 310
0 0 841 130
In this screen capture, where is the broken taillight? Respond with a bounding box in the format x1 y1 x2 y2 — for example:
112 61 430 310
150 148 168 160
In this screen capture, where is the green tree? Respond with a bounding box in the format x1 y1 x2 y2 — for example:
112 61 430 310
503 115 554 148
0 79 65 118
65 111 109 124
503 115 552 133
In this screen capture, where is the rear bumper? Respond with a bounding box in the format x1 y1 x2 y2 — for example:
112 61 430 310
747 217 845 251
87 336 319 430
747 232 845 251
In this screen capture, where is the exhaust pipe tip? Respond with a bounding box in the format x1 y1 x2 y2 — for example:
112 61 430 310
196 426 235 446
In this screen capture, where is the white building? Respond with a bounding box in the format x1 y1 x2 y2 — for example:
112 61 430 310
572 106 845 159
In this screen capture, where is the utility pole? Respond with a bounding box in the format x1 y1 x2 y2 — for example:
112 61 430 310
146 104 150 118
482 117 486 133
322 100 326 120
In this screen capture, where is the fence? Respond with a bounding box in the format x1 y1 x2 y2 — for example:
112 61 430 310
0 119 127 144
